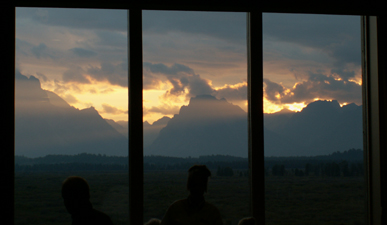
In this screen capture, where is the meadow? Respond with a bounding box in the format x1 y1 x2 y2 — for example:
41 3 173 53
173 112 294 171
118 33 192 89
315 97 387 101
14 171 365 225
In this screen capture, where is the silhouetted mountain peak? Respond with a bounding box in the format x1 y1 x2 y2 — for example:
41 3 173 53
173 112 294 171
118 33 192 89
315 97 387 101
301 100 341 114
342 102 361 113
80 106 102 118
15 71 49 104
272 108 295 115
178 95 246 122
146 95 248 157
152 116 171 126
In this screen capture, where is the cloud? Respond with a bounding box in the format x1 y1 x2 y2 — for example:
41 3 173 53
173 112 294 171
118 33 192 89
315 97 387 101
263 14 360 56
263 13 361 82
95 30 128 48
143 11 247 45
17 8 127 32
146 104 180 116
263 79 287 103
35 72 48 82
215 82 248 101
62 94 79 104
144 62 194 75
101 104 128 115
31 43 50 59
62 67 91 84
186 74 214 97
69 48 97 58
87 61 128 87
144 62 214 99
264 72 362 105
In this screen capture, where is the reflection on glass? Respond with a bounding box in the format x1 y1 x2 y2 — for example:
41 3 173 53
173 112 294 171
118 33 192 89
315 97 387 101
263 13 365 225
14 8 129 225
143 10 249 225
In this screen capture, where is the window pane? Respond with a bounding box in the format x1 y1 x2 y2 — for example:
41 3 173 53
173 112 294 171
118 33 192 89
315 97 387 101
263 13 365 225
143 10 249 225
14 7 129 225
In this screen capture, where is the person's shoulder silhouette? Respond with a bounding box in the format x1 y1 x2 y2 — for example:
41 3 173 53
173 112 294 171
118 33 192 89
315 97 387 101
161 165 223 225
61 176 114 225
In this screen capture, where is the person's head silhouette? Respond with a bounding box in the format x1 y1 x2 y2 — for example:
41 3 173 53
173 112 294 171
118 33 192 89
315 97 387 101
238 217 256 225
61 176 91 215
61 176 114 225
186 165 211 197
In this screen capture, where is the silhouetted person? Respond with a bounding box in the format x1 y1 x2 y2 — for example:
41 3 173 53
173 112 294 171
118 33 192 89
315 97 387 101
161 165 223 225
238 217 256 225
145 218 162 225
61 176 114 225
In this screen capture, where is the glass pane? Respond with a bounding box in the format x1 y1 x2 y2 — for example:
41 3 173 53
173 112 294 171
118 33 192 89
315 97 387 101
263 13 365 225
15 7 129 225
143 10 249 225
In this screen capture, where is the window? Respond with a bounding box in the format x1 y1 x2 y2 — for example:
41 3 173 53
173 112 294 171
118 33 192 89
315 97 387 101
263 13 365 225
142 10 249 224
3 2 385 225
14 7 129 224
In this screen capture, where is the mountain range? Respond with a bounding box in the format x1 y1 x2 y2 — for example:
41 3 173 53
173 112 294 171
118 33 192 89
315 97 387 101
14 72 363 157
15 71 128 157
144 95 363 157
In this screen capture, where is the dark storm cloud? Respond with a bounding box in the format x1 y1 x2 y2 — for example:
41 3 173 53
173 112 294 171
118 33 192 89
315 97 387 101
142 11 247 44
264 72 362 105
17 8 127 32
69 48 97 58
143 62 214 97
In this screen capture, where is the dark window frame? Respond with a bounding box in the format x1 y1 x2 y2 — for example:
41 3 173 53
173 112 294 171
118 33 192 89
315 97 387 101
4 2 385 225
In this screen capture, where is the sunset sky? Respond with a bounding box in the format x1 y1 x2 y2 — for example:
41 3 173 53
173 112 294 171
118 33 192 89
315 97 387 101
15 8 362 124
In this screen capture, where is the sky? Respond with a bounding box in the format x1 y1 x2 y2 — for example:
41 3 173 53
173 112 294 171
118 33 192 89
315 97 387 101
15 8 362 124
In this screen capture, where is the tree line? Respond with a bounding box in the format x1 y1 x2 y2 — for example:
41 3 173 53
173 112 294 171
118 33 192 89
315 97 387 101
15 149 363 174
270 161 364 177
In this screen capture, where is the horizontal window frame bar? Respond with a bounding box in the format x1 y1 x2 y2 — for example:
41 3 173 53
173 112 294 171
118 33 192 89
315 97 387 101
10 1 383 16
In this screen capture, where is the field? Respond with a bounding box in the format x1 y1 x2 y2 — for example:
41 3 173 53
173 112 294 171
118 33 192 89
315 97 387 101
14 171 365 225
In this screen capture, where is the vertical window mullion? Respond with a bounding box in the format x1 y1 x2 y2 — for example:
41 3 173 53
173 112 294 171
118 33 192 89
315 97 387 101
5 4 15 225
247 10 265 224
362 15 382 225
129 8 143 225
